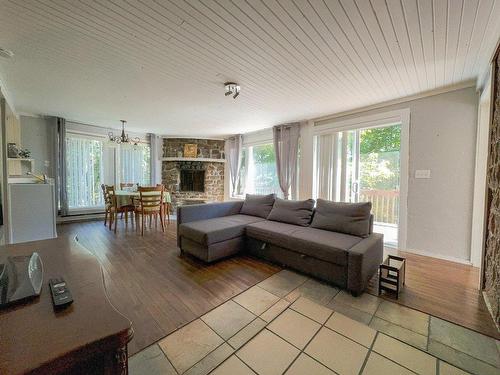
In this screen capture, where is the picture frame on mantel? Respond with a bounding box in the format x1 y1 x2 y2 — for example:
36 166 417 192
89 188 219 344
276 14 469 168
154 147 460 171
183 144 197 158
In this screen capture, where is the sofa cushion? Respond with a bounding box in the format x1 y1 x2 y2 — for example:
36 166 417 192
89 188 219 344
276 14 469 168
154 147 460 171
179 214 265 246
240 194 276 218
267 198 315 226
288 227 363 265
311 199 372 237
245 220 302 248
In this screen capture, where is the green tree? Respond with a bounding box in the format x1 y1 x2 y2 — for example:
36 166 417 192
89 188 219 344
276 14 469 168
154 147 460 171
360 125 400 154
253 144 275 164
359 125 401 191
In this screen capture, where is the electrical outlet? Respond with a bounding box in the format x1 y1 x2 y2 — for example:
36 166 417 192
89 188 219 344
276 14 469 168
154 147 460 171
44 160 50 167
415 169 431 179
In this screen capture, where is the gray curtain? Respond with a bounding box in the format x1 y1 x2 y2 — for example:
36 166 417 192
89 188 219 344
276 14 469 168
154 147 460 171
226 135 243 194
149 133 163 185
273 123 300 199
56 117 69 216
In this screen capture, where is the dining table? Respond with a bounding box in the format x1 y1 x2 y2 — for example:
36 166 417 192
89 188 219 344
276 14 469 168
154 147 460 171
112 189 172 208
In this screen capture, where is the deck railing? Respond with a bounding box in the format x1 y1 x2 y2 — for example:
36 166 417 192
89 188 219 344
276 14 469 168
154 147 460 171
359 189 399 225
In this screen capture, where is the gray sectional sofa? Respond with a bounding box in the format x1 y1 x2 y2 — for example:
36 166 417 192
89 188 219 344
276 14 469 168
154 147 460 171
177 194 383 296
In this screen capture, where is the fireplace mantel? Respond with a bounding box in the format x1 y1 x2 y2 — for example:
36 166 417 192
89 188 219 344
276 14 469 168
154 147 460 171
162 157 225 163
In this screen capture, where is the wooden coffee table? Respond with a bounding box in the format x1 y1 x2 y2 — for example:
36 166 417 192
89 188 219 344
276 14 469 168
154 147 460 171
0 236 133 374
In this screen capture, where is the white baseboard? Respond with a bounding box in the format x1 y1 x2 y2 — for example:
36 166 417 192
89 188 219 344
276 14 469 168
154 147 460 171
57 213 105 223
403 248 473 266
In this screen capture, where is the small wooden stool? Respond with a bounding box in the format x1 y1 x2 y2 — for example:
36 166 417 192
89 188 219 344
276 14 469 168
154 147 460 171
378 255 406 298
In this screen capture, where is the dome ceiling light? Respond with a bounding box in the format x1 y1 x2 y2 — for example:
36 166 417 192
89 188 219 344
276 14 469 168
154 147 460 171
224 82 240 99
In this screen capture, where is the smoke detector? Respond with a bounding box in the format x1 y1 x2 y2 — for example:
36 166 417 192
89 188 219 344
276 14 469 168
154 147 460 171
0 48 14 59
224 82 240 99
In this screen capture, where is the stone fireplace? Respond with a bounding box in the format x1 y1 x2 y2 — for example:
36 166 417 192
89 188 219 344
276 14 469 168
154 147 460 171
484 47 500 326
162 138 225 208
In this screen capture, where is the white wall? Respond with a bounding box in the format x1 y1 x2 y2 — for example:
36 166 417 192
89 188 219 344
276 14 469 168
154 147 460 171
300 87 479 263
471 75 492 269
20 115 55 177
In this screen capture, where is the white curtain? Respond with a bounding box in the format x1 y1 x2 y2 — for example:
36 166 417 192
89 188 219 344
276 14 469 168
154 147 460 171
65 134 104 209
315 133 337 201
56 117 69 216
149 133 163 185
226 135 243 194
120 144 151 185
273 123 300 199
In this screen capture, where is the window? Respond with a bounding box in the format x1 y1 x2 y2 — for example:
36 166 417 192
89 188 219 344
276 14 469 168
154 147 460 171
234 143 282 198
65 132 151 212
66 134 104 209
120 144 151 186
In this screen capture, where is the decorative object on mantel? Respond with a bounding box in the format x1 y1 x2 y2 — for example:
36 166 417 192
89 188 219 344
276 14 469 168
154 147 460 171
7 143 19 158
108 120 140 145
183 143 197 158
224 82 240 99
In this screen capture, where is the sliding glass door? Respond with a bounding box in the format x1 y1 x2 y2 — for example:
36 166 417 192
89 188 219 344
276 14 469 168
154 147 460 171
314 123 401 247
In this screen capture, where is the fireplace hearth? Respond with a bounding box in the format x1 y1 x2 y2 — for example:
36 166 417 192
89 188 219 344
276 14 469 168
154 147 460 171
180 169 205 192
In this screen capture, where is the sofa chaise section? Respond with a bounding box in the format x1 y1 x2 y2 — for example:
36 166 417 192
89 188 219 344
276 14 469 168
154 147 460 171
177 201 266 262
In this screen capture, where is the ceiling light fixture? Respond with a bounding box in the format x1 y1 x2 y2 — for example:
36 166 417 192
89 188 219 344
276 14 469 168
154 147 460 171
224 82 240 99
108 120 140 146
0 47 14 59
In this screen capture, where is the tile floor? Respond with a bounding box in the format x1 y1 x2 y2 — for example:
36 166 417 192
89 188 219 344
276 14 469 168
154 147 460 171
130 270 500 375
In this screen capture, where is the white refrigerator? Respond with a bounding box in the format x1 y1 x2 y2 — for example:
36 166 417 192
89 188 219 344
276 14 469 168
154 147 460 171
8 181 57 243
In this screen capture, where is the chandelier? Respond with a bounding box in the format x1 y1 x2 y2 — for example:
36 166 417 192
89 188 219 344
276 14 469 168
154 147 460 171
108 120 140 145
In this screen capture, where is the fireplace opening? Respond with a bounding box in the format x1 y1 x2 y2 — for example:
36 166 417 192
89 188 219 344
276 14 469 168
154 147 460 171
180 170 205 192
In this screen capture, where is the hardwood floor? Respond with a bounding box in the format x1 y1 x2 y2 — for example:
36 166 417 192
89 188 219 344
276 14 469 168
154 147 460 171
57 220 280 355
58 219 498 358
367 249 499 339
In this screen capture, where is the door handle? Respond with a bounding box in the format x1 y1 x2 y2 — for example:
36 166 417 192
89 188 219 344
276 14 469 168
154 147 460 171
352 182 359 193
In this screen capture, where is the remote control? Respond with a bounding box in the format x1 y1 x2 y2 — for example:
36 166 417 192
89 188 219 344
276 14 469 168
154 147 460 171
49 278 73 309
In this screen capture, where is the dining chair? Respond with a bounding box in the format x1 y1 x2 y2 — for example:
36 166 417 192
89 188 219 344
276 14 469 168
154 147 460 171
105 185 135 233
101 184 111 227
135 186 165 236
156 184 171 224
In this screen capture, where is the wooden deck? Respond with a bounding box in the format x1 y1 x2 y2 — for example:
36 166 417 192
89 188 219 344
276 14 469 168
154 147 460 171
58 219 498 358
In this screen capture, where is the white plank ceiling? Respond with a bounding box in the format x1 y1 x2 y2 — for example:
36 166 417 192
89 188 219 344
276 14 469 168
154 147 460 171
0 0 499 136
